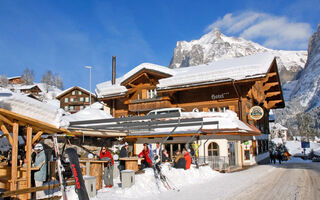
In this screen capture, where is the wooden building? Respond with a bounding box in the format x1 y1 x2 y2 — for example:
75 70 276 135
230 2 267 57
57 86 97 113
96 53 285 169
8 76 25 85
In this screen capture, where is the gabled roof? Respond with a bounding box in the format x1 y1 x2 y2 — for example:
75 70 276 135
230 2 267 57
96 53 276 98
96 63 175 98
56 86 96 99
157 53 275 89
8 76 22 80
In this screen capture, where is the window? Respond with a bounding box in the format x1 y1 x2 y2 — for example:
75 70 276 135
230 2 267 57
147 89 157 99
64 106 68 111
64 98 69 103
192 108 199 112
78 91 82 95
80 105 84 110
221 106 229 112
244 150 250 160
72 90 76 95
208 142 219 156
209 107 218 112
70 98 74 102
69 106 75 111
85 97 90 102
79 97 84 102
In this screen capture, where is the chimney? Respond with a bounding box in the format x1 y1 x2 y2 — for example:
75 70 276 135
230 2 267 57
112 56 116 85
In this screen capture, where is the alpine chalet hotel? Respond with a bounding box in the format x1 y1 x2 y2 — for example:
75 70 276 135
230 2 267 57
95 53 284 170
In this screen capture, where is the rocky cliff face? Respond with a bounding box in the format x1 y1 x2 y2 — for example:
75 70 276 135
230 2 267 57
169 29 307 83
274 24 320 130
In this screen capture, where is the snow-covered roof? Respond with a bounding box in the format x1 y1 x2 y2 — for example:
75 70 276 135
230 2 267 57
158 53 275 89
96 53 275 97
0 91 63 128
57 86 96 98
8 76 21 80
14 84 41 90
96 63 175 98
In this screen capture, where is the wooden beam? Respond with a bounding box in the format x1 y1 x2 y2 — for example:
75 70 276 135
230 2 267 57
10 122 19 191
0 123 13 146
263 72 277 84
0 113 13 126
265 91 281 98
263 82 278 91
0 181 75 198
26 126 32 199
32 131 43 144
265 100 283 109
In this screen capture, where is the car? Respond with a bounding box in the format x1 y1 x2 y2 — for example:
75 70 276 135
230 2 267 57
147 107 184 116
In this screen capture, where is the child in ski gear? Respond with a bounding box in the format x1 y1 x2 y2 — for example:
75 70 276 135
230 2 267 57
173 150 186 169
183 148 192 170
162 149 171 162
139 143 152 169
32 143 47 199
100 147 114 188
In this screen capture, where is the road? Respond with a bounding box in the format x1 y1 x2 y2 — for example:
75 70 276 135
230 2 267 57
228 162 320 200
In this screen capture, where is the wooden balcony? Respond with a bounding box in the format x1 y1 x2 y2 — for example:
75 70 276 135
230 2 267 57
128 99 172 112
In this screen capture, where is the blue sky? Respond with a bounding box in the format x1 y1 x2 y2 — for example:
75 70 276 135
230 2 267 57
0 0 319 91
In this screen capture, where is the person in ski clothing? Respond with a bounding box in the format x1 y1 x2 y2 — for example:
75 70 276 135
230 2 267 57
154 142 161 158
183 148 192 170
32 143 47 199
173 150 186 169
119 142 129 170
139 143 152 169
100 147 114 188
161 149 171 163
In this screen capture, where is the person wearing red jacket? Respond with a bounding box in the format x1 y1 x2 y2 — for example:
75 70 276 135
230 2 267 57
100 147 114 188
139 143 152 169
183 148 192 170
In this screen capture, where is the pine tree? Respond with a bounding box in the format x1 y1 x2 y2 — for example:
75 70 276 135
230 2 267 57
21 68 34 85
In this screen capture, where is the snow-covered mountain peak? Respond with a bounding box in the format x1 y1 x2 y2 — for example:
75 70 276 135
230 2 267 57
169 31 307 83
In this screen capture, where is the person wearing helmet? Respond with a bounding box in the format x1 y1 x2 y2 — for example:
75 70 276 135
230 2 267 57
32 143 47 199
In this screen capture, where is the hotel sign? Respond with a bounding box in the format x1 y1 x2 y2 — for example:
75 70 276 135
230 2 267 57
249 106 264 120
211 92 229 100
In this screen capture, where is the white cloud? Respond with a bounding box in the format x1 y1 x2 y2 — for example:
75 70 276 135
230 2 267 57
205 12 312 50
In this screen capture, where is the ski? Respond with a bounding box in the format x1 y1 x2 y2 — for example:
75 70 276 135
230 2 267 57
65 148 90 200
53 135 67 200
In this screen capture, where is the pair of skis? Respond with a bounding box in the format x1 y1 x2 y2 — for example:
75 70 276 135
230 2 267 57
149 144 179 192
53 135 89 200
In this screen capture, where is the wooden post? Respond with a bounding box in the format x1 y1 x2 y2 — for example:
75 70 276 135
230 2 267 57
26 126 32 199
10 122 19 191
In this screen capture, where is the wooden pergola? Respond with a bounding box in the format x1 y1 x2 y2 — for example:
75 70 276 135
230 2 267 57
0 108 70 199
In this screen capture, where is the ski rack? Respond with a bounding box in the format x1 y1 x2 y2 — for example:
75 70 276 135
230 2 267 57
159 118 180 163
52 134 67 200
185 122 203 168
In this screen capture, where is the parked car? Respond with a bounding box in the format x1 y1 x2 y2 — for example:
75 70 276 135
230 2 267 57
147 107 184 116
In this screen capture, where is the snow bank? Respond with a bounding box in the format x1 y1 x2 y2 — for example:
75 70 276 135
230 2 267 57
93 164 220 200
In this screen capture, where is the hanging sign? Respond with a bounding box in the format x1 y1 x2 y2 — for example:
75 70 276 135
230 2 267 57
249 106 264 120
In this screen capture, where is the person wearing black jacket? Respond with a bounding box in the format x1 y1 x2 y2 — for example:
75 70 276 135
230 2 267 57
161 149 171 163
119 142 129 180
173 150 186 169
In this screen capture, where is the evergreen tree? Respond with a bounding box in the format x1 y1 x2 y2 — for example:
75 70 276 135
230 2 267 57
297 113 316 140
21 68 34 85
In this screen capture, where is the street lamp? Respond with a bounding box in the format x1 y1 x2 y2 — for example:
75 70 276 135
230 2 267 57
85 65 92 107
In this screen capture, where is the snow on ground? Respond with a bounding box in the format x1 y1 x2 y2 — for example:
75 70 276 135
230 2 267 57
285 141 320 156
92 164 220 200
